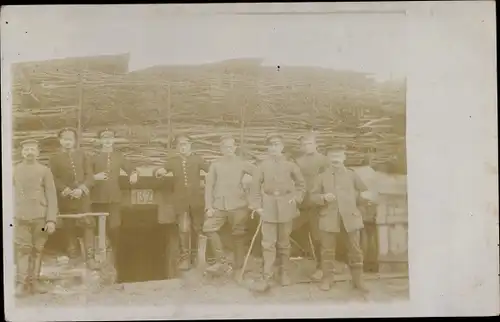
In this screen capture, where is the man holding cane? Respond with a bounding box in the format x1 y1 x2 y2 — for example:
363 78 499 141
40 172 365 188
250 133 305 293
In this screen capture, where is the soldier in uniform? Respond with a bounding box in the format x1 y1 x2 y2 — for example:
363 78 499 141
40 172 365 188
250 133 305 292
49 127 97 269
14 139 58 297
295 133 330 281
310 143 372 292
91 128 139 266
154 135 209 271
203 134 255 277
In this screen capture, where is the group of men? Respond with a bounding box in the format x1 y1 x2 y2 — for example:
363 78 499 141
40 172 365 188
13 126 375 298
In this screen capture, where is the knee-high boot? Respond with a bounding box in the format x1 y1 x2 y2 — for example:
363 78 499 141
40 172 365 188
29 249 50 294
83 228 98 270
178 231 191 271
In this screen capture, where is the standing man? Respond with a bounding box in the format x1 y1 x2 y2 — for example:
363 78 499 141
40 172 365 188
154 135 209 271
203 134 255 278
49 127 97 270
91 128 139 267
14 139 58 297
250 133 305 292
310 143 372 292
295 133 329 281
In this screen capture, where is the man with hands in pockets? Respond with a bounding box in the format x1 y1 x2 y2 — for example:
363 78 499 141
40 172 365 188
310 143 373 293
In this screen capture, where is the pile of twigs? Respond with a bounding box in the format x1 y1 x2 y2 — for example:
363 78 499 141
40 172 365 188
11 56 406 173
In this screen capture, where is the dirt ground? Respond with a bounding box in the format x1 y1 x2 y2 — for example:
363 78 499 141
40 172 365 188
16 257 409 309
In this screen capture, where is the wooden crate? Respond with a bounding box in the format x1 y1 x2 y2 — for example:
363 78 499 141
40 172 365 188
376 192 408 272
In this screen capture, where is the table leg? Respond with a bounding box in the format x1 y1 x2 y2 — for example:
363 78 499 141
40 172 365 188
96 215 107 263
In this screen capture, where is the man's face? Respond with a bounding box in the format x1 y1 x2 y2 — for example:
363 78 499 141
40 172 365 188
327 150 346 167
21 144 39 161
301 138 317 154
268 139 284 156
220 139 236 156
59 132 76 149
178 141 192 155
100 136 115 148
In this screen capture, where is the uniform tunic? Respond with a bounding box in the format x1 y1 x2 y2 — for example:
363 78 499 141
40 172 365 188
250 155 306 223
310 166 368 269
49 149 94 225
91 151 136 204
203 155 255 235
310 166 367 233
155 153 209 214
91 151 137 229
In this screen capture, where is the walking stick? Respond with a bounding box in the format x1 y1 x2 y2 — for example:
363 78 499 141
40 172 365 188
308 232 317 262
239 211 261 281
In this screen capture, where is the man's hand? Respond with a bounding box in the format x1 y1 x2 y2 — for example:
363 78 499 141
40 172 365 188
94 172 108 181
70 188 83 199
44 221 56 235
205 208 215 217
155 168 167 178
323 193 336 202
61 187 72 197
129 172 138 184
360 190 378 202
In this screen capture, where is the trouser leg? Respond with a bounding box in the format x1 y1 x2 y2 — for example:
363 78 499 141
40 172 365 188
14 220 32 296
228 208 249 270
29 219 50 294
346 229 368 293
177 211 192 271
277 222 293 286
63 219 80 261
319 230 336 291
308 209 322 269
250 221 277 292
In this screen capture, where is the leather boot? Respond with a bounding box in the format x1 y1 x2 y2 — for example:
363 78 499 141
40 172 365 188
29 250 50 294
178 232 191 271
351 267 369 293
67 238 81 267
250 274 272 293
83 229 99 270
205 232 229 275
319 249 335 291
15 283 29 298
231 235 246 280
279 250 292 286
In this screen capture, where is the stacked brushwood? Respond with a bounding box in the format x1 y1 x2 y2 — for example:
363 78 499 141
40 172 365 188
12 57 406 173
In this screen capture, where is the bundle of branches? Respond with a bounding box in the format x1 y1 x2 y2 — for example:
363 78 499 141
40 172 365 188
12 57 407 173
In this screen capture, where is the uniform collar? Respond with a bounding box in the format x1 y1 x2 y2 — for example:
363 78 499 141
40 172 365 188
330 164 347 174
269 154 286 162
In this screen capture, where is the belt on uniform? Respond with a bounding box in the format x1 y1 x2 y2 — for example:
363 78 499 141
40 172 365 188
264 190 292 196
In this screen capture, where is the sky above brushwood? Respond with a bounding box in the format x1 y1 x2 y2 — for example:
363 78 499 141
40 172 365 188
3 5 407 82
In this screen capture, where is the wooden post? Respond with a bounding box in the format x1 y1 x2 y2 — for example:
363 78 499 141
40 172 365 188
167 83 172 152
76 66 85 148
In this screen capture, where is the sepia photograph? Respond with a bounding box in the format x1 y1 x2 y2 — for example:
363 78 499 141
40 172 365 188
2 3 497 320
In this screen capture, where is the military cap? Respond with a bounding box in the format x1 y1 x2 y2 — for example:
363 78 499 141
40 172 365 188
174 134 191 145
220 134 235 143
265 133 284 144
325 143 347 153
19 139 39 147
298 132 317 142
57 127 78 138
97 128 116 138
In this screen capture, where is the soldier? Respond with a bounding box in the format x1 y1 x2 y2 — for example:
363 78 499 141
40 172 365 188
295 133 330 281
250 133 305 292
91 128 139 267
49 127 97 270
310 143 372 292
154 135 209 271
14 139 58 297
203 134 255 278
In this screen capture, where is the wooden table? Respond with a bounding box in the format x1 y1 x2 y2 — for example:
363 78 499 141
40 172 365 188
57 212 109 263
